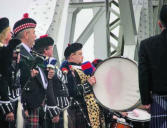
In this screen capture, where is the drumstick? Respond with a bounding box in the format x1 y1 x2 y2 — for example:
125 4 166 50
137 105 146 109
137 105 150 113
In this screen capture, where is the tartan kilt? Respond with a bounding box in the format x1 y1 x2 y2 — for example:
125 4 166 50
150 94 167 128
24 107 44 128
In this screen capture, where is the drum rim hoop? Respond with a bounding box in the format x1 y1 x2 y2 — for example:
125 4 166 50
93 56 140 111
94 56 137 71
126 117 150 122
116 120 133 127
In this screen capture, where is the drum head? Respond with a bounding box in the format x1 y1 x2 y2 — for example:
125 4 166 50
93 57 140 111
127 108 151 122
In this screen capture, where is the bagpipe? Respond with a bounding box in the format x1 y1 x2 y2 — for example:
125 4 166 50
20 50 48 69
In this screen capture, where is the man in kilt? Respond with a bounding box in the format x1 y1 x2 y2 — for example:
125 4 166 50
33 35 69 128
13 13 55 128
138 5 167 128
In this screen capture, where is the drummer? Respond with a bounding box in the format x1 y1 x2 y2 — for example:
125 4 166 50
60 43 105 128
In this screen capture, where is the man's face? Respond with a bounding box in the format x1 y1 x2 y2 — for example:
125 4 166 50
70 49 83 64
26 28 36 48
44 45 53 57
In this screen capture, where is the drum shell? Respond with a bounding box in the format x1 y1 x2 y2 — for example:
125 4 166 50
111 121 132 128
126 119 150 128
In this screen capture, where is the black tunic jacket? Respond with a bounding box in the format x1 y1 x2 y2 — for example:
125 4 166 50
0 39 21 115
139 29 167 105
19 45 46 110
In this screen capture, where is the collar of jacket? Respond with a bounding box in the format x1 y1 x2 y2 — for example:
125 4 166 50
68 62 81 66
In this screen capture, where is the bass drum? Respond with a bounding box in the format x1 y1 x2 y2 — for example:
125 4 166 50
93 57 140 111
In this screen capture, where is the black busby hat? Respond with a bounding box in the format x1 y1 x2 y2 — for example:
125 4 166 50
160 5 167 27
13 13 36 36
64 43 83 59
0 17 9 33
33 34 54 53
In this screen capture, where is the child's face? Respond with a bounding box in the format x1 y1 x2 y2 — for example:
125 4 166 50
70 49 83 64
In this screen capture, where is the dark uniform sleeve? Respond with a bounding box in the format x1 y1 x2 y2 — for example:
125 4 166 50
138 40 152 105
46 105 60 119
0 81 14 115
0 39 21 115
45 67 69 119
46 79 60 118
52 68 69 110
